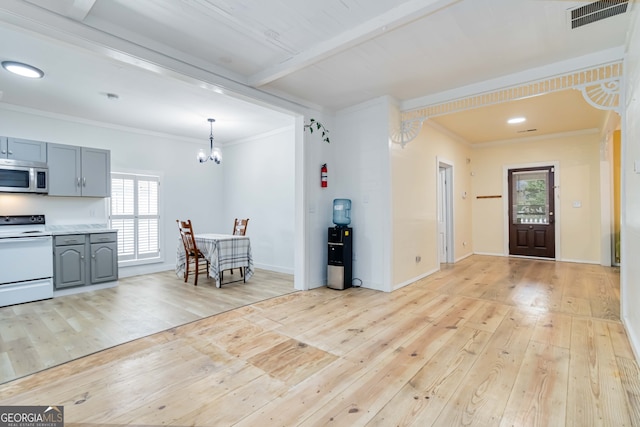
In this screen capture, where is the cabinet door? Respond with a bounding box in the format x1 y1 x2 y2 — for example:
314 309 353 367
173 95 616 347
54 244 86 288
81 147 111 197
5 138 47 162
91 242 118 283
48 143 81 196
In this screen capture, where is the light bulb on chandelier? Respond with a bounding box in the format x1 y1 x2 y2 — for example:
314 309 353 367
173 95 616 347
198 118 222 164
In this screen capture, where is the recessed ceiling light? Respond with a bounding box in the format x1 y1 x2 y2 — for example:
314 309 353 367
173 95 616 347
1 61 44 79
507 117 526 124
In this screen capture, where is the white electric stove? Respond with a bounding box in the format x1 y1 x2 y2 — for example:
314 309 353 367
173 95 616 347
0 215 53 307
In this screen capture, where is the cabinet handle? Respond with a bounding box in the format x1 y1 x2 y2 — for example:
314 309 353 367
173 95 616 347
83 177 86 187
8 150 12 155
77 177 81 187
0 150 5 154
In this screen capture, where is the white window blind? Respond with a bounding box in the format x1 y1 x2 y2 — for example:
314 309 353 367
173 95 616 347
110 173 160 262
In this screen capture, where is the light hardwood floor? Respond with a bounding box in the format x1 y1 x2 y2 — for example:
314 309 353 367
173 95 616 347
0 268 295 384
1 255 638 426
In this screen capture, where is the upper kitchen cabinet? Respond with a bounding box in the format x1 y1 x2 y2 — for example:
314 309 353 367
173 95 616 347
0 137 47 162
48 143 111 197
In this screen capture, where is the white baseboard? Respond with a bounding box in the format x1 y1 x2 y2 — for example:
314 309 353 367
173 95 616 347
557 258 600 265
393 266 440 291
471 252 601 266
253 263 294 275
622 316 640 365
118 261 294 279
119 262 174 278
455 252 474 262
473 251 506 257
54 280 118 297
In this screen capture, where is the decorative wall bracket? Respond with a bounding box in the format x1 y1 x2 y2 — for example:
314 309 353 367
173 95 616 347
390 118 424 147
580 80 620 111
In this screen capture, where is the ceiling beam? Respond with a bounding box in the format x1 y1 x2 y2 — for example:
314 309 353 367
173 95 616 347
66 0 96 21
248 0 461 88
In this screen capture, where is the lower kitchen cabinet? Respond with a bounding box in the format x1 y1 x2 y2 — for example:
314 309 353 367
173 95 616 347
54 232 118 289
90 233 118 283
54 235 87 289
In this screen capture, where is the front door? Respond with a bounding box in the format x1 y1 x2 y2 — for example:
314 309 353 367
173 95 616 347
508 166 555 258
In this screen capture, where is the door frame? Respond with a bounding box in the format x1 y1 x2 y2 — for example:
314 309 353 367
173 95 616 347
437 158 455 264
502 161 561 259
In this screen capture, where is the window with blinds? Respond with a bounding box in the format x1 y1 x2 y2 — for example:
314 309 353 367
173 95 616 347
109 173 160 262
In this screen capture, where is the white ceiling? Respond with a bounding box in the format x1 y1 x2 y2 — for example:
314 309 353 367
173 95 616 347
430 89 611 144
0 0 635 144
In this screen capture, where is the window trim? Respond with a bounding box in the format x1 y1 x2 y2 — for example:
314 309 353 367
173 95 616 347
109 171 162 266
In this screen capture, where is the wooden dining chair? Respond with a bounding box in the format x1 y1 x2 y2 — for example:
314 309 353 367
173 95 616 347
222 218 250 280
233 218 249 236
177 219 209 286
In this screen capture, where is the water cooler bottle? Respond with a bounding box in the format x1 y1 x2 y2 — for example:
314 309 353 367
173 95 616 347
328 199 353 290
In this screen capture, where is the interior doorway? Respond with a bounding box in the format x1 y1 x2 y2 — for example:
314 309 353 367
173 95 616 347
507 166 556 258
438 160 454 263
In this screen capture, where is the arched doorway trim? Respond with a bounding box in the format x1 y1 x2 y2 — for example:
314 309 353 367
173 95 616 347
392 60 623 147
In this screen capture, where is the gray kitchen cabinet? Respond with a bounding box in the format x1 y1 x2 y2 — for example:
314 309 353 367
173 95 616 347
54 232 118 289
47 143 111 197
90 233 118 283
0 137 47 162
54 235 87 289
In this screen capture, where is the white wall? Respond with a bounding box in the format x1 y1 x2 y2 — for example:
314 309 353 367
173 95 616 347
471 132 602 263
299 112 335 289
0 106 295 278
221 127 295 274
621 7 640 359
391 121 473 289
332 97 393 291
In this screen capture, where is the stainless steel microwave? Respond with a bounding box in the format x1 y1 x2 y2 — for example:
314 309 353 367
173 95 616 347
0 159 48 194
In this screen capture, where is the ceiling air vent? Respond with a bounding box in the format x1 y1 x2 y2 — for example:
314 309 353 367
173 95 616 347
569 0 629 29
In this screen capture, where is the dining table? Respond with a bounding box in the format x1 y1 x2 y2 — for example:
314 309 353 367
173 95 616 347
176 233 254 288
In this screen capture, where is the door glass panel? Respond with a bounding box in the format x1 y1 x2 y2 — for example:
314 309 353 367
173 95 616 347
512 170 549 224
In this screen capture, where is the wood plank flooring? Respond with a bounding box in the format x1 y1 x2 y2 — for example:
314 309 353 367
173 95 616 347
0 255 638 426
0 268 295 384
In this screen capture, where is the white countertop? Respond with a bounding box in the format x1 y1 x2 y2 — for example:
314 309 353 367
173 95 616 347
47 224 118 235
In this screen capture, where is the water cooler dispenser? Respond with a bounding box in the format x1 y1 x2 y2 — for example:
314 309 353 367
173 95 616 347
328 199 353 290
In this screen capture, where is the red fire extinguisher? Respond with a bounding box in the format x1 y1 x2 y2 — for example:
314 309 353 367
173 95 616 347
321 163 328 188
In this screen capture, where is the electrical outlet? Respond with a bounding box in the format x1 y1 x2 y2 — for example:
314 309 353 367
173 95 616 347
415 255 421 263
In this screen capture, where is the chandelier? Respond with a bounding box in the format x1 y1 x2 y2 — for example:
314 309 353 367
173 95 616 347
197 118 222 164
